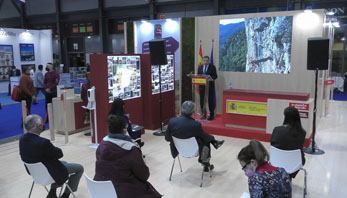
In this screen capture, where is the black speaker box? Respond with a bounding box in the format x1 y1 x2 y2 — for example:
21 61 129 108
307 38 329 70
149 39 167 65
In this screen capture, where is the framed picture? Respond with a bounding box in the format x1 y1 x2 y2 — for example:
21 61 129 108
20 43 35 61
0 45 14 81
21 64 36 77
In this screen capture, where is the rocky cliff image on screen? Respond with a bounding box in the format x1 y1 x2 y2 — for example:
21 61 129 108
219 16 293 74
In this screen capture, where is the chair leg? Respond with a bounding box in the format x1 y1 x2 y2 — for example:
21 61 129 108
58 185 64 198
209 168 213 178
301 168 307 198
28 181 34 198
44 186 50 193
65 184 76 198
169 158 176 181
200 168 204 187
177 156 183 172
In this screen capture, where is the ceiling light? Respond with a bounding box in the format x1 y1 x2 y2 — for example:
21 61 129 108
326 11 335 16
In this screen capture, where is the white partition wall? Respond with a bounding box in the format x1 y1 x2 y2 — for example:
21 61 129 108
195 10 326 114
0 28 53 93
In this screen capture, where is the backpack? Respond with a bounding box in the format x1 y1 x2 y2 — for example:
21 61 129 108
11 85 22 102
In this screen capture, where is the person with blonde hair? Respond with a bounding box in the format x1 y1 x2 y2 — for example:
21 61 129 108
237 140 291 198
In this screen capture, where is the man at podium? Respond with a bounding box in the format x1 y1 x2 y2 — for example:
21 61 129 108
197 56 217 120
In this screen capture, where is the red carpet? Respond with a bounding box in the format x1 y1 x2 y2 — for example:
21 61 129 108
194 114 312 147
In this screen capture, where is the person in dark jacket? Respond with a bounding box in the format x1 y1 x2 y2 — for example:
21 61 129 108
94 114 161 198
44 63 60 110
109 98 144 147
197 56 218 120
270 106 307 178
19 114 84 198
81 72 91 127
165 101 224 171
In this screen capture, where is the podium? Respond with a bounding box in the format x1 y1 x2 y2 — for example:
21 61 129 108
190 74 213 115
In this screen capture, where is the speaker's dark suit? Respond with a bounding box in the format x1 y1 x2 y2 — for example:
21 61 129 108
165 115 215 163
19 133 68 185
197 64 217 116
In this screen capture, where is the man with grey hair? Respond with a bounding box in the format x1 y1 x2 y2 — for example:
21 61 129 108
19 114 84 198
165 101 224 171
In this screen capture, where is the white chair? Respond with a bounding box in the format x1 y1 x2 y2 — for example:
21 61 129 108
169 137 212 187
24 162 76 198
84 174 117 198
269 146 307 198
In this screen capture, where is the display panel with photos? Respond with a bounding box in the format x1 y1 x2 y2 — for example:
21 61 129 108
108 56 141 102
0 45 14 81
20 44 35 61
69 67 87 91
152 55 174 94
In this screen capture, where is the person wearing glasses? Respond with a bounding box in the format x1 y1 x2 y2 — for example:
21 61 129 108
237 140 291 198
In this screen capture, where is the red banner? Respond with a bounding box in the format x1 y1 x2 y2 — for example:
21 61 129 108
289 103 309 111
299 111 309 119
324 79 335 85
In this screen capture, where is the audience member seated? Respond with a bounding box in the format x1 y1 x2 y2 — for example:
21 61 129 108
238 139 292 198
109 98 144 147
165 101 224 172
94 115 162 198
19 115 84 198
270 106 306 178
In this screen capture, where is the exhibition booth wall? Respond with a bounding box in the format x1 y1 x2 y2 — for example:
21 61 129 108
134 18 181 113
0 28 53 93
90 54 176 143
194 10 326 115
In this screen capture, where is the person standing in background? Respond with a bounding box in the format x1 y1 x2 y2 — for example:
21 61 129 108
44 63 60 123
8 66 21 96
19 67 36 115
33 65 45 105
197 56 217 121
81 72 91 136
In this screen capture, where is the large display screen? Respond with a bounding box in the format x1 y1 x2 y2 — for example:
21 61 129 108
219 16 293 74
108 56 141 102
152 55 174 94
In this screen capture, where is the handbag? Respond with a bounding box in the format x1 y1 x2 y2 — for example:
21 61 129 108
11 85 22 102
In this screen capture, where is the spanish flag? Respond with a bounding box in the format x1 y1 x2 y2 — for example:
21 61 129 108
198 40 203 66
196 41 203 95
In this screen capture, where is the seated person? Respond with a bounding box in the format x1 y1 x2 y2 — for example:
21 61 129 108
270 106 306 178
19 115 84 198
165 101 224 171
238 140 292 198
94 115 162 198
109 98 144 147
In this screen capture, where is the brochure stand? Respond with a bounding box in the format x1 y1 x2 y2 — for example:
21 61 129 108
83 86 99 149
